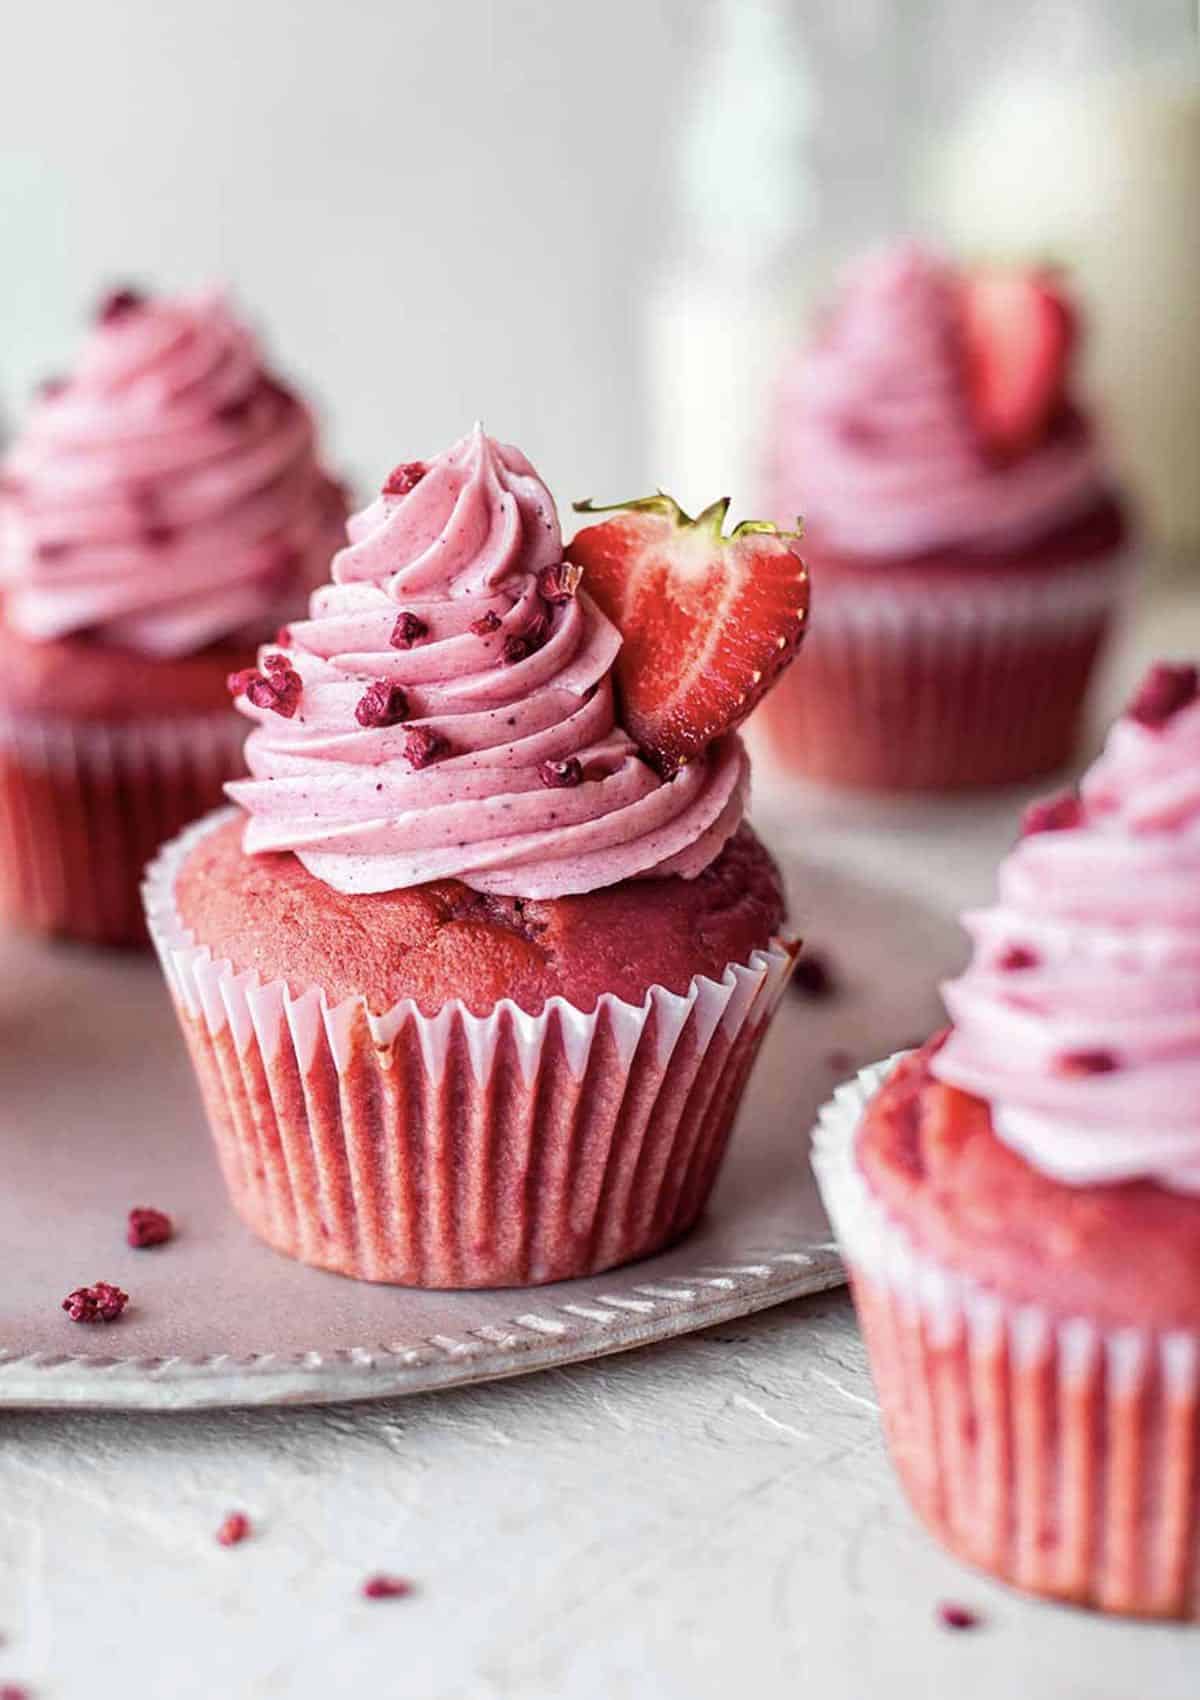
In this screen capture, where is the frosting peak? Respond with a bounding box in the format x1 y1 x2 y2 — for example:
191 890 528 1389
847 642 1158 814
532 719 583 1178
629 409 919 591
933 663 1200 1190
228 428 747 898
0 288 345 657
765 242 1107 556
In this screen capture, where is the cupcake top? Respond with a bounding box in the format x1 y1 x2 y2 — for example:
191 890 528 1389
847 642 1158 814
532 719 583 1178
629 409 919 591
934 662 1200 1191
227 426 779 899
0 287 345 658
766 243 1113 559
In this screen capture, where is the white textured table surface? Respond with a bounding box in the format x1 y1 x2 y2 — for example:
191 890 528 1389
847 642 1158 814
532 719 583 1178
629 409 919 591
2 582 1197 1699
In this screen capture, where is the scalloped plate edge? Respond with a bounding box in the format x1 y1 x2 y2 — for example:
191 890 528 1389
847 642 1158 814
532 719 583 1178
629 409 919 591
0 1245 844 1411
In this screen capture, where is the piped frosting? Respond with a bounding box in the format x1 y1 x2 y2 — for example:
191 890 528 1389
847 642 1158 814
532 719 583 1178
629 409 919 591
0 288 345 656
228 426 747 898
765 244 1108 557
934 664 1200 1190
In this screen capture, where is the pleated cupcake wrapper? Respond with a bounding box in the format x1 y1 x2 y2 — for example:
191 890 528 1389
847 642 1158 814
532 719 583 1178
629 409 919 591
812 1058 1200 1619
809 549 1134 637
756 550 1134 790
0 706 247 947
144 806 797 1289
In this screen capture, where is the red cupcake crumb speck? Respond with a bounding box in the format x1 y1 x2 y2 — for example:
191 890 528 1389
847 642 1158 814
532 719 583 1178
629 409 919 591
937 1601 981 1631
239 658 302 718
1054 1048 1119 1077
127 1206 173 1249
96 287 146 325
537 562 583 605
503 615 548 666
0 1683 30 1700
37 375 68 400
62 1281 129 1324
227 668 259 697
1127 662 1199 730
382 462 426 498
539 757 583 789
362 1574 414 1601
390 611 429 649
216 1511 251 1547
403 727 447 769
1021 792 1083 837
34 538 70 561
824 1048 854 1074
142 523 175 548
998 944 1039 972
215 394 254 426
791 950 838 1001
470 610 501 636
837 414 883 450
247 676 298 716
356 680 410 728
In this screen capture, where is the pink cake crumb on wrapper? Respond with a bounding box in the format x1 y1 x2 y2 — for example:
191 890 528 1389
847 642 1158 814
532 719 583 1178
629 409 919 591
142 808 797 1290
0 707 247 947
753 554 1131 792
812 1059 1200 1621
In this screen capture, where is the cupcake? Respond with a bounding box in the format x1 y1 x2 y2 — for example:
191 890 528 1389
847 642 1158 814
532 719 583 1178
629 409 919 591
758 244 1133 791
0 286 346 945
813 661 1200 1616
144 427 809 1288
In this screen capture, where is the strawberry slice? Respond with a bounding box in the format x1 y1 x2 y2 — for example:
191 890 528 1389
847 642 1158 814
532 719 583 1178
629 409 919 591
566 494 809 774
960 271 1076 458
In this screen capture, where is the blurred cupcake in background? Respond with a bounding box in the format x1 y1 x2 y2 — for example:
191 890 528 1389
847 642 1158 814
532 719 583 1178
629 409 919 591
812 662 1200 1616
0 286 346 946
757 243 1133 791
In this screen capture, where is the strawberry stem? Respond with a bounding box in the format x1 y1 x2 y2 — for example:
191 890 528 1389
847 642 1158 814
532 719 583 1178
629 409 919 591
572 492 802 545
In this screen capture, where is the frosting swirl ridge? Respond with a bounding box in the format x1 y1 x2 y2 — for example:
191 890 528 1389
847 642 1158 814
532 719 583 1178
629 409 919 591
1 289 345 656
228 427 747 897
765 244 1108 557
933 666 1200 1190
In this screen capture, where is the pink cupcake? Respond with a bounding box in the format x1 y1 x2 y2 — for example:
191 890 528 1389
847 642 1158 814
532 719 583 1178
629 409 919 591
144 427 807 1288
759 245 1133 791
0 286 346 945
813 662 1200 1616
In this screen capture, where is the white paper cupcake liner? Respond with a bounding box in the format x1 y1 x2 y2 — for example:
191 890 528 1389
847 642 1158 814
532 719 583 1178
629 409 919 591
812 1057 1200 1618
0 706 247 946
754 549 1135 790
144 807 797 1289
809 549 1135 636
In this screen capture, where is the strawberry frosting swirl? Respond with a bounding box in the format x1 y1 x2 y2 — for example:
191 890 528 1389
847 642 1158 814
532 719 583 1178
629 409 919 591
934 669 1200 1190
765 244 1107 557
0 289 345 657
228 426 747 898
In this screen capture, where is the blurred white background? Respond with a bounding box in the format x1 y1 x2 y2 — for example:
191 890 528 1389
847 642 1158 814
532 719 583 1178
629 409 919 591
1 0 689 504
2 0 1196 543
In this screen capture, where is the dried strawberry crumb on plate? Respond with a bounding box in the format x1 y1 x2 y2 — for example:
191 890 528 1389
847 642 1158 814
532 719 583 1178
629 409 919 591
216 1511 252 1547
127 1206 173 1248
361 1574 414 1600
62 1281 129 1323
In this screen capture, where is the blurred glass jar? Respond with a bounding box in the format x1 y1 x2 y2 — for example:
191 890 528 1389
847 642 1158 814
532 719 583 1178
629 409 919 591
921 0 1198 571
645 0 913 521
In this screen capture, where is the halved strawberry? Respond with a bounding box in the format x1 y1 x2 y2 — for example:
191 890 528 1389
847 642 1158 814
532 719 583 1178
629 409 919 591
960 271 1076 459
566 494 809 774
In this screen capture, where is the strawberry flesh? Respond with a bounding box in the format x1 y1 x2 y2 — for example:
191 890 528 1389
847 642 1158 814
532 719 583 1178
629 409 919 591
566 496 808 774
960 272 1075 459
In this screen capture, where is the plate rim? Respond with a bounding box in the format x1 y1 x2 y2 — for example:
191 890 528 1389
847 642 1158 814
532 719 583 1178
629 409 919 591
0 1243 844 1411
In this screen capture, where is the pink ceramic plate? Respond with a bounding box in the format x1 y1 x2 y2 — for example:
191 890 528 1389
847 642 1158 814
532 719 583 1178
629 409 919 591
0 853 959 1410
